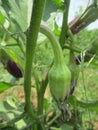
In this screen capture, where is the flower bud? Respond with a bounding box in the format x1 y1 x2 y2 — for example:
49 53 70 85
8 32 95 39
69 4 98 34
68 17 82 34
69 85 75 95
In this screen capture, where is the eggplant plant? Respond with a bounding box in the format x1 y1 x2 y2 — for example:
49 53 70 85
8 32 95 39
0 0 98 130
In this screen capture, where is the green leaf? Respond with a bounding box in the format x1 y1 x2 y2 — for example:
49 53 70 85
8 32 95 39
0 101 14 113
50 127 62 130
51 0 63 6
43 98 53 112
0 100 25 129
0 12 5 25
0 100 30 129
68 95 98 112
53 21 61 36
43 0 64 21
0 82 12 93
2 48 24 70
0 0 32 32
60 124 73 130
6 96 20 109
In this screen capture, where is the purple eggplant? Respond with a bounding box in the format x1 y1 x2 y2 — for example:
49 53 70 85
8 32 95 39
6 60 23 78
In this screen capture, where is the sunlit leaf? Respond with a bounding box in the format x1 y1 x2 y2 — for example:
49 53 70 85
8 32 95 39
0 0 33 32
60 124 73 130
2 48 24 70
0 12 5 25
6 96 20 109
68 95 98 112
0 100 30 129
0 82 12 93
53 21 61 36
43 0 64 21
50 127 62 130
51 0 63 6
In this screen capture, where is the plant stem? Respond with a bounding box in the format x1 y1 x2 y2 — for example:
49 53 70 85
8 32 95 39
59 0 71 47
40 25 65 65
63 45 81 53
37 73 49 130
46 110 61 127
24 0 46 119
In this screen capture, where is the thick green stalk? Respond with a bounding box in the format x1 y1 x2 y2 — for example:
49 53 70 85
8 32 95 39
37 73 48 115
40 25 65 65
59 0 71 47
24 0 46 119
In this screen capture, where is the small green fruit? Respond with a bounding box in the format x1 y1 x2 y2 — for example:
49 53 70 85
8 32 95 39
48 63 71 102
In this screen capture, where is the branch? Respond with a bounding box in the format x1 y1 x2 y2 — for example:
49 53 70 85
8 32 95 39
0 112 25 129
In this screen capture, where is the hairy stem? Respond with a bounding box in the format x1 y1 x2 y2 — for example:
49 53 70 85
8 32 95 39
37 73 49 130
40 25 65 65
59 0 71 46
37 73 48 116
24 0 46 119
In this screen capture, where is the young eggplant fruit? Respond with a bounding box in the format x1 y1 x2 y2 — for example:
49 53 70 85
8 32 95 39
6 60 23 78
48 62 71 102
0 49 23 78
40 25 71 103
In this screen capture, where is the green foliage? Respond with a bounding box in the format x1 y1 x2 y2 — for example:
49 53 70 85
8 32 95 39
76 29 98 49
68 95 98 112
0 12 5 25
0 0 98 130
0 48 24 70
0 0 29 32
0 96 30 129
0 82 12 93
51 0 63 6
43 0 64 21
60 124 73 130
